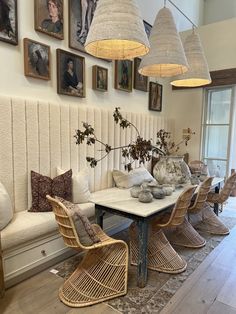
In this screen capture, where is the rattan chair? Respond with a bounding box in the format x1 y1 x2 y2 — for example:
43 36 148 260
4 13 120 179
129 186 196 274
165 177 214 248
192 173 236 235
47 196 129 308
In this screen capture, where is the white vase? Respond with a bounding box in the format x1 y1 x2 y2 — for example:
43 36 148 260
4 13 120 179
153 156 191 185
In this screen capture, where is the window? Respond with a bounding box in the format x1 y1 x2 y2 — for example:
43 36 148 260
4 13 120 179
201 87 234 177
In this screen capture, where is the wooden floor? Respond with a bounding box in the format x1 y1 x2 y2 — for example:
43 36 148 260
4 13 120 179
161 199 236 314
1 199 236 314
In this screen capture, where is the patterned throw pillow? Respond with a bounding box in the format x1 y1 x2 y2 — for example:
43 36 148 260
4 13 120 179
29 170 72 212
55 197 101 247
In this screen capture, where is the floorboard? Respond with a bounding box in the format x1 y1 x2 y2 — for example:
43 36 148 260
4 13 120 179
161 225 236 314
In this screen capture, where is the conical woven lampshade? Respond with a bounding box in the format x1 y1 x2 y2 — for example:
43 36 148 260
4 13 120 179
85 0 150 60
139 7 188 77
171 32 212 87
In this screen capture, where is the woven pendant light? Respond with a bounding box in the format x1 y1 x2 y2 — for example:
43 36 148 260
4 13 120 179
85 0 150 60
139 7 188 77
171 32 212 87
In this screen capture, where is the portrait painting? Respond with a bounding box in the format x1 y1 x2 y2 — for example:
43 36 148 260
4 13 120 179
24 38 50 80
149 82 163 112
115 60 133 93
92 65 108 92
143 20 152 38
57 49 85 98
0 0 18 45
34 0 64 40
134 58 148 92
69 0 97 53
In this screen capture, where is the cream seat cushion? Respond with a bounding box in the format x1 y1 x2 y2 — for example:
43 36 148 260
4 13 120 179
1 202 95 251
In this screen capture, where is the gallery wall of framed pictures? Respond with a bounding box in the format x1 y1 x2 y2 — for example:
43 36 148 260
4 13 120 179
0 1 164 113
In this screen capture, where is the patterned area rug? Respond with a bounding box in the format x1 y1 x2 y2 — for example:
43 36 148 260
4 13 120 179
54 215 236 314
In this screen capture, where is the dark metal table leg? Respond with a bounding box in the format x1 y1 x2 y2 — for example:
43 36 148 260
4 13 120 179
95 206 104 229
137 219 149 288
214 184 220 216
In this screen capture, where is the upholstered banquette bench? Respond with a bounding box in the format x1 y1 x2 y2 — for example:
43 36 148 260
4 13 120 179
0 96 173 292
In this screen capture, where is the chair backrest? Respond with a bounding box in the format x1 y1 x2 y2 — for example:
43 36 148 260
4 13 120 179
167 186 197 227
219 172 236 203
46 195 82 249
189 160 208 175
189 177 214 213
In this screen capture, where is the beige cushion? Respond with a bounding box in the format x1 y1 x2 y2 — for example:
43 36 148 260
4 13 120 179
0 182 13 230
57 167 91 204
112 167 155 188
1 202 95 251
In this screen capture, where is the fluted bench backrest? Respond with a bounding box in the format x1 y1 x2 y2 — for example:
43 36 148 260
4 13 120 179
0 96 173 212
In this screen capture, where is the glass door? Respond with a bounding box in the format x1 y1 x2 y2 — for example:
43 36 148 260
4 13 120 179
201 87 234 177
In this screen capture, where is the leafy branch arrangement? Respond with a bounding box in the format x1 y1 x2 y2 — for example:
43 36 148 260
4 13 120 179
74 108 195 171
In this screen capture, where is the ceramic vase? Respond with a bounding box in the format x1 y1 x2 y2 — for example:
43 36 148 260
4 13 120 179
153 156 191 185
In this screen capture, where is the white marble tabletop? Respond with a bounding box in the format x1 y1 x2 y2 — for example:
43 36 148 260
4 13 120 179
91 177 224 218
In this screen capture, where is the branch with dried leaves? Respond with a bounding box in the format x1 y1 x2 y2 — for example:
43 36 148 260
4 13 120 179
74 108 195 171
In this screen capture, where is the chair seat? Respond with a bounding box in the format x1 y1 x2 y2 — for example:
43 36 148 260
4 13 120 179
165 217 206 248
129 223 187 274
191 206 230 235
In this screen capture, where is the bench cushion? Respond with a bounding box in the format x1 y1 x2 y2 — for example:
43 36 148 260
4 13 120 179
2 202 95 251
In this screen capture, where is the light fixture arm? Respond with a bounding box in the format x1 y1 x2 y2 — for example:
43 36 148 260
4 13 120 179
167 0 198 28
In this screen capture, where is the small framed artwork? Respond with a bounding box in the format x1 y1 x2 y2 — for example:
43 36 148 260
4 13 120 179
69 0 97 53
149 82 163 112
0 0 18 45
143 20 152 38
57 49 85 98
24 38 50 80
115 60 133 93
34 0 64 40
92 65 108 92
134 58 148 92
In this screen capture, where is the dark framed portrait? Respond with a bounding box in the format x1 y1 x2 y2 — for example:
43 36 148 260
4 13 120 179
149 82 163 112
92 65 108 92
24 38 50 80
0 0 18 45
69 0 97 53
57 49 85 98
115 60 133 93
34 0 64 40
134 58 148 92
143 20 152 38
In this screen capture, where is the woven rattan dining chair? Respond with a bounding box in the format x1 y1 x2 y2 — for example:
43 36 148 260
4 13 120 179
165 177 214 248
47 196 129 308
129 186 196 274
192 173 236 235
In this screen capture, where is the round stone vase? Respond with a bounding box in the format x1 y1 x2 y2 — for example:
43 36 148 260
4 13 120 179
153 156 191 185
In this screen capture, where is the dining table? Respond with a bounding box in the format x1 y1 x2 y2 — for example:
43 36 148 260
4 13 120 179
91 177 224 288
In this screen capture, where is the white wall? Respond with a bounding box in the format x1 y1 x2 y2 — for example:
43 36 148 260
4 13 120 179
0 0 160 115
164 18 236 162
0 0 204 118
139 0 204 31
204 0 236 25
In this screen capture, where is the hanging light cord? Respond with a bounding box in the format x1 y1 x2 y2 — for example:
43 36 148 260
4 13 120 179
167 0 198 28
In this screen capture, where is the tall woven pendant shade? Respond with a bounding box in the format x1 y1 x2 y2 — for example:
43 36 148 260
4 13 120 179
139 7 188 77
84 0 150 60
171 32 212 87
